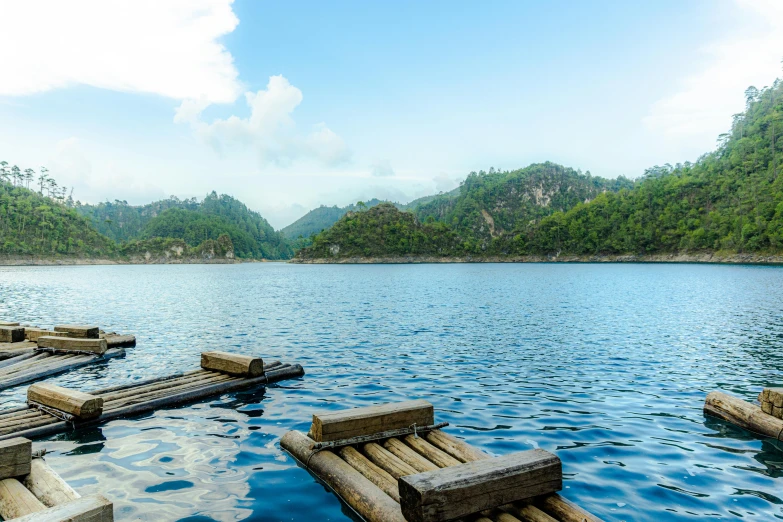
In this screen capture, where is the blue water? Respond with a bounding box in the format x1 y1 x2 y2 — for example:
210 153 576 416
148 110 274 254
0 263 782 522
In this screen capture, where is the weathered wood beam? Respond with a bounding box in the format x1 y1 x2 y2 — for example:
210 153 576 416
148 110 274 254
0 437 32 480
311 399 434 442
53 325 100 339
704 391 783 440
37 336 108 355
399 449 562 522
0 478 46 519
0 326 25 343
11 494 113 521
28 383 104 420
201 351 263 377
24 328 67 342
23 458 81 507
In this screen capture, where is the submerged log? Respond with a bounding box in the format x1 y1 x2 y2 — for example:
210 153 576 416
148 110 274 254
0 478 46 519
201 351 264 377
37 336 108 355
53 325 100 339
0 437 32 480
28 383 104 420
281 430 406 522
704 391 783 440
398 449 562 522
312 399 435 442
0 326 25 343
12 494 113 522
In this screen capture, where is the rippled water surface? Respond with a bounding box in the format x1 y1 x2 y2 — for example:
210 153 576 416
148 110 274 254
1 263 782 521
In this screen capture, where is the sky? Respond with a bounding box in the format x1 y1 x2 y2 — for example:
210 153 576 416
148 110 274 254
1 0 782 229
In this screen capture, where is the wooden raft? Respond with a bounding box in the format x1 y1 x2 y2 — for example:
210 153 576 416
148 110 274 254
281 400 603 522
0 351 305 442
0 437 114 521
0 324 137 392
704 390 783 441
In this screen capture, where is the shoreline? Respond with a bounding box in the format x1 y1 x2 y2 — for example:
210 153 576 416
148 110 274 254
0 256 247 266
291 252 783 265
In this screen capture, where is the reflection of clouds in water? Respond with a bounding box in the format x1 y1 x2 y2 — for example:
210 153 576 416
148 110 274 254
39 403 252 522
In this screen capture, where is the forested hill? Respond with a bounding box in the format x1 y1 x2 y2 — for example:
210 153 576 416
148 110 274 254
280 198 387 241
0 182 116 257
79 192 293 259
298 80 783 261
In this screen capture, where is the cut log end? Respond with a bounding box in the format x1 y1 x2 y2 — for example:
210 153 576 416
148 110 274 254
0 437 32 480
0 326 26 343
53 325 100 339
28 383 104 420
201 351 264 377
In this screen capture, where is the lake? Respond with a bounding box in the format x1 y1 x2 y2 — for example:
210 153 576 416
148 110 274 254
0 262 782 521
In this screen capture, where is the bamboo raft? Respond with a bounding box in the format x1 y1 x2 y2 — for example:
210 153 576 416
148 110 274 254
704 389 783 441
281 400 602 522
0 351 305 442
0 324 136 392
0 437 113 521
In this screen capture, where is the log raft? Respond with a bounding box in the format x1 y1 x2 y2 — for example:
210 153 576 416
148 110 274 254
0 352 305 442
281 400 603 522
704 390 783 441
0 436 114 521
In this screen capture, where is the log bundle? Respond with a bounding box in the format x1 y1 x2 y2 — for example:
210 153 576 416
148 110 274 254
704 391 783 441
0 436 114 521
281 400 603 522
0 354 305 442
0 348 125 392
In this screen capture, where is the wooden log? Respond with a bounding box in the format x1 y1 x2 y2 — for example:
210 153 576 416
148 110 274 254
399 449 562 522
312 399 435 442
510 504 558 522
24 329 67 342
425 430 492 462
103 334 136 348
0 437 32 480
383 437 439 473
704 391 783 440
0 351 39 370
0 321 20 327
338 446 400 502
200 351 264 377
495 512 524 522
534 494 604 522
28 383 104 420
362 442 419 479
12 494 113 522
281 430 406 522
0 478 46 519
404 434 462 468
53 325 99 339
37 336 107 355
0 326 25 343
23 458 80 507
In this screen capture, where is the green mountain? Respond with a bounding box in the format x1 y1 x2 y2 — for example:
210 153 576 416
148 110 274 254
280 198 387 241
298 203 463 259
80 192 293 259
0 182 116 257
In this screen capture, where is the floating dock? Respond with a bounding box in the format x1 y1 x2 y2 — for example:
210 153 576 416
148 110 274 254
281 400 602 522
0 437 113 521
0 324 136 392
0 351 304 442
704 389 783 441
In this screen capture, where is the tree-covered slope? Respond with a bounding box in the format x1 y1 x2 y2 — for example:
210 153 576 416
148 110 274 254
76 197 199 242
0 182 116 257
280 198 387 240
298 203 462 259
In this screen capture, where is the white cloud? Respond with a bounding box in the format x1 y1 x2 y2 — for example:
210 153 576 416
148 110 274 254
179 75 350 166
644 0 783 149
433 172 459 193
0 0 240 103
370 159 395 177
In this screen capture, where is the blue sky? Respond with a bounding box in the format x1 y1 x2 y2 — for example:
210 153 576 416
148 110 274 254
1 0 782 228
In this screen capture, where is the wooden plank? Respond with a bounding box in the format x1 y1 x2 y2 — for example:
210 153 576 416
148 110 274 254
0 321 20 327
103 334 136 348
0 326 25 343
28 383 104 420
201 351 263 377
399 449 562 522
0 478 46 519
12 494 114 522
0 437 32 480
23 458 80 507
53 325 100 339
37 336 107 355
24 328 67 342
312 400 435 442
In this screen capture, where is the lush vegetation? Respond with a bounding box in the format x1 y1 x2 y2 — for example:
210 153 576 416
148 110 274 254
0 164 116 257
298 203 463 258
300 80 783 260
80 192 293 259
280 199 388 245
